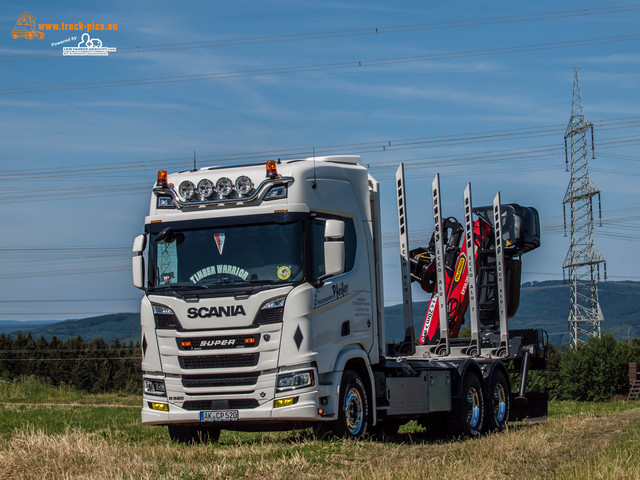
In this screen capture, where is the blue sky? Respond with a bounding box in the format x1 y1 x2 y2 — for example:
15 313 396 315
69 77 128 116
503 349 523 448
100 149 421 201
1 1 639 323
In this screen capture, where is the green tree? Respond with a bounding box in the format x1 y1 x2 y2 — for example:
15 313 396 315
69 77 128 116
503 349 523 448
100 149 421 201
559 334 640 401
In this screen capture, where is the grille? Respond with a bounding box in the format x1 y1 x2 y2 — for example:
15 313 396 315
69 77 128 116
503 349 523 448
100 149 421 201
179 353 259 369
182 373 259 388
182 399 260 410
155 313 182 330
253 306 284 325
177 334 260 350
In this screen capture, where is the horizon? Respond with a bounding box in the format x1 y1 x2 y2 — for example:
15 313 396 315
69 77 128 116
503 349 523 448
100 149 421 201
1 2 639 323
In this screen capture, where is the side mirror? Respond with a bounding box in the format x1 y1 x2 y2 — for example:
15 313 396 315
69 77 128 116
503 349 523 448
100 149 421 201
323 219 345 278
132 234 147 289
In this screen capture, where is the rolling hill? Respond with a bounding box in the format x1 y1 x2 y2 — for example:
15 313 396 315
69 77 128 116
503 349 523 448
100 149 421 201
6 281 640 345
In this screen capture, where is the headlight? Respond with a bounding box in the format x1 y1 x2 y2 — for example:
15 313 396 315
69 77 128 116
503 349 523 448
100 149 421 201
144 378 166 396
235 175 253 195
276 369 314 392
216 177 233 197
264 184 287 200
197 179 214 199
151 304 182 330
179 181 196 200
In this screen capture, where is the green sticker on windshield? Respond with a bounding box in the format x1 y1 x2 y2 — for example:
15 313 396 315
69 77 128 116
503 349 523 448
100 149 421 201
277 265 291 280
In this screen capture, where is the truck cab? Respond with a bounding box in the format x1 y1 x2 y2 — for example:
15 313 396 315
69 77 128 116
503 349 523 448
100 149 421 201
134 156 384 441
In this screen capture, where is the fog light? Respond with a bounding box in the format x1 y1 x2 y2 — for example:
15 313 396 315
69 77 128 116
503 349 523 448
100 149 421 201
235 175 253 195
197 179 214 199
274 397 295 408
179 181 196 200
149 402 169 411
216 177 233 197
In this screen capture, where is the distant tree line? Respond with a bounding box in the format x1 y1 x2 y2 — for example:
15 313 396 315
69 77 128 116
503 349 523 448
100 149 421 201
0 333 141 394
1 331 638 401
527 334 640 401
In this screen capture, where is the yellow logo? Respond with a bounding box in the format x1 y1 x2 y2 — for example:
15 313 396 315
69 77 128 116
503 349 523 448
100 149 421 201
277 266 291 280
12 12 44 39
454 256 466 283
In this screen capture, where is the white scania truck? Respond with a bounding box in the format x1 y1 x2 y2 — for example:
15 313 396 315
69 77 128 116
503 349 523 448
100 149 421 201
132 155 547 443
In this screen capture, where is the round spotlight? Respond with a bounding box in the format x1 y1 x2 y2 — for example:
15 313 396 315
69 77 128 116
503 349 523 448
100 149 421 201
216 177 233 197
197 179 214 199
235 176 253 195
179 181 196 200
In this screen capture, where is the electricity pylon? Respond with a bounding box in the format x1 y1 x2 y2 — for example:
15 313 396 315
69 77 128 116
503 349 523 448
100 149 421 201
562 69 606 347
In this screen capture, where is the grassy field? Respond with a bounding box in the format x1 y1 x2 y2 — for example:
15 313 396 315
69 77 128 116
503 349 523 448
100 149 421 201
0 378 639 479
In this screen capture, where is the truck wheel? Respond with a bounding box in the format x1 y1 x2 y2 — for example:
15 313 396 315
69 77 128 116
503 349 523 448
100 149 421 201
485 369 510 432
168 424 221 444
336 370 370 438
449 371 485 437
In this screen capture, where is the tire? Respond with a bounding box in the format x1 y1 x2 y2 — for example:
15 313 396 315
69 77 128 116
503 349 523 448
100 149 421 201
168 424 221 444
315 370 370 439
449 371 485 437
485 368 510 432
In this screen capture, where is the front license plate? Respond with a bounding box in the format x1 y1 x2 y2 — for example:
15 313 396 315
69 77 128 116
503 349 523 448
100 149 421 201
200 410 239 422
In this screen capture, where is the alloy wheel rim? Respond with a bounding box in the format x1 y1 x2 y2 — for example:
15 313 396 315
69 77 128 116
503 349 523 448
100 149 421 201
344 387 364 434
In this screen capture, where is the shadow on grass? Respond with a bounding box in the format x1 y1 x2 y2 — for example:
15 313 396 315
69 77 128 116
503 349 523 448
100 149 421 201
214 419 543 447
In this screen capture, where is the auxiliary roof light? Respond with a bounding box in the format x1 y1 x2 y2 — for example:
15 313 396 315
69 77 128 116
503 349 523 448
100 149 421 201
266 160 278 179
157 170 168 187
235 175 253 195
216 177 233 197
197 179 214 199
179 181 196 200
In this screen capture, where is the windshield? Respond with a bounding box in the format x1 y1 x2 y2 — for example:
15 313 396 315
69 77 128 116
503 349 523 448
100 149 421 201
148 220 305 291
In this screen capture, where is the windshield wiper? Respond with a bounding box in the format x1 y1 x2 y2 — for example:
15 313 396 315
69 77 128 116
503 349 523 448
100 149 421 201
150 284 210 299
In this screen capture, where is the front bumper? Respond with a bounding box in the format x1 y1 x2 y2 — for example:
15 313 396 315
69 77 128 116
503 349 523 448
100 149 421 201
142 388 323 425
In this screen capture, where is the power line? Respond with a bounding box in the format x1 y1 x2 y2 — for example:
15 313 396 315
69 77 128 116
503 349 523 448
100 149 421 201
1 116 638 181
3 5 639 63
3 34 640 95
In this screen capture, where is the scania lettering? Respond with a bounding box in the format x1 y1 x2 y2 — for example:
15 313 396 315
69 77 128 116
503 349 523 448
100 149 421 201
187 306 246 318
133 157 548 443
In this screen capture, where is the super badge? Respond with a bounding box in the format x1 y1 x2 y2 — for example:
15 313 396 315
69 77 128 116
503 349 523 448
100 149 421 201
277 265 291 280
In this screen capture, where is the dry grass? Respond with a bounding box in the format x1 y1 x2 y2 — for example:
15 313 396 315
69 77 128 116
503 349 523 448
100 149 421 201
0 405 639 480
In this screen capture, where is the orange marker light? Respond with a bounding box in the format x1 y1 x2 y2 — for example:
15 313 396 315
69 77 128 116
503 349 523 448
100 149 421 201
181 341 192 348
244 337 256 345
157 170 168 187
266 160 278 179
